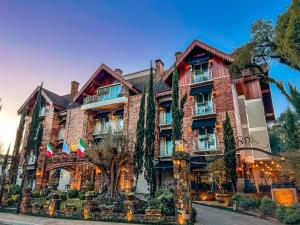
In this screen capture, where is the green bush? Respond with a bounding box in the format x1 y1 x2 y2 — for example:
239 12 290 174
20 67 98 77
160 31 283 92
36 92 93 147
259 197 276 217
67 189 79 199
229 193 257 210
153 189 175 216
40 187 51 197
6 198 15 206
79 191 86 200
32 191 41 198
6 184 21 195
11 194 20 201
59 193 67 201
276 203 300 224
192 207 197 223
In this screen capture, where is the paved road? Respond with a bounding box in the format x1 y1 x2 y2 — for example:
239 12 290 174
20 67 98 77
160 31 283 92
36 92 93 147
193 204 281 225
0 213 138 225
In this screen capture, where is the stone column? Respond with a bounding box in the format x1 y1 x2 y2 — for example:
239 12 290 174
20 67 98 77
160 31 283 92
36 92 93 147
173 140 192 225
20 188 32 214
82 195 97 220
48 193 61 217
124 193 135 222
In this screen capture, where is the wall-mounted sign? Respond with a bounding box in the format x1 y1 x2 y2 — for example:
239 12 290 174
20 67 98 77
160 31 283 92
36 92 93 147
271 188 298 206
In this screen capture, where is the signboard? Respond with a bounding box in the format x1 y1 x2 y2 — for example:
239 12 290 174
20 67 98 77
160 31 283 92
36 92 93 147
271 188 298 206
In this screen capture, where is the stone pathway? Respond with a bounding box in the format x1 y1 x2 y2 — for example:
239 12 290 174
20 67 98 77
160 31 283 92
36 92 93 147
0 213 138 225
193 204 281 225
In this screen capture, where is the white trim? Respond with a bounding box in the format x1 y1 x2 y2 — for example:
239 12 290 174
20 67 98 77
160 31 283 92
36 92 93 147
249 126 268 132
245 98 262 103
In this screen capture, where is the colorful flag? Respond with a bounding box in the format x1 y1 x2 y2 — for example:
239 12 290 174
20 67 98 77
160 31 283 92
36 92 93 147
77 138 87 157
62 141 71 154
47 143 53 157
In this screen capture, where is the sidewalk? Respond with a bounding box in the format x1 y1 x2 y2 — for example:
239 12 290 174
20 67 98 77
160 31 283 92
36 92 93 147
0 213 138 225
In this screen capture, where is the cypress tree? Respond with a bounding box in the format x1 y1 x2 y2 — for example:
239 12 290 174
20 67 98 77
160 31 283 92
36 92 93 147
144 64 156 198
171 67 187 142
223 112 237 193
284 108 300 151
9 105 28 184
133 87 146 188
0 145 10 206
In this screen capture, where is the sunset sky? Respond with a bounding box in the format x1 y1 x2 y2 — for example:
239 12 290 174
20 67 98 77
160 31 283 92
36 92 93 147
0 0 299 151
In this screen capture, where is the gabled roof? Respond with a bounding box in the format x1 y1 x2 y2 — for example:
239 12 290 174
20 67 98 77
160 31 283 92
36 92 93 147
162 39 233 82
73 64 140 102
17 86 72 114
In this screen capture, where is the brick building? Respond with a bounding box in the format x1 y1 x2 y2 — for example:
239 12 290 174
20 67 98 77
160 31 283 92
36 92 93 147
16 39 275 193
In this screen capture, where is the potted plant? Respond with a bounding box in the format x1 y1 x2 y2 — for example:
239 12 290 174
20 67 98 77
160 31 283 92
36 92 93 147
208 159 230 202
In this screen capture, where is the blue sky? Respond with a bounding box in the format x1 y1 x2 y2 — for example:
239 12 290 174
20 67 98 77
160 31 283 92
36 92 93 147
0 0 298 149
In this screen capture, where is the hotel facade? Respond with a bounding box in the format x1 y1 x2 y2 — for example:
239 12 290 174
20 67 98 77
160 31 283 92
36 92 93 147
16 40 275 194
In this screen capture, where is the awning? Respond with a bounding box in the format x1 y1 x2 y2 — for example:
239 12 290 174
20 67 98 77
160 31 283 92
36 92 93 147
192 118 216 130
154 161 173 169
160 129 172 137
160 101 172 107
189 84 213 96
187 56 209 65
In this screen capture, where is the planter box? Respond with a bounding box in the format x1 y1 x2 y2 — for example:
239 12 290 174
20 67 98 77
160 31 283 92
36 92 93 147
145 209 162 216
215 193 230 203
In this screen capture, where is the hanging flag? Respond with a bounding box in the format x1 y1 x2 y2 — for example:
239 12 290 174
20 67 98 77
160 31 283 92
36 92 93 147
77 138 87 157
47 143 53 157
62 141 71 154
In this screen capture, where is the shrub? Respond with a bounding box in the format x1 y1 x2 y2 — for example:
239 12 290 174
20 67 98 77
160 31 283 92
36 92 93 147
192 207 197 223
6 198 15 206
67 189 79 199
32 191 41 198
6 184 21 195
276 203 300 224
11 194 20 201
59 193 67 201
229 193 257 210
259 197 276 217
153 189 175 216
40 187 51 197
79 191 86 200
275 205 286 223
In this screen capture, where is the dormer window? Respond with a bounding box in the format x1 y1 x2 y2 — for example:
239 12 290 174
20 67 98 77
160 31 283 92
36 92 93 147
192 62 210 83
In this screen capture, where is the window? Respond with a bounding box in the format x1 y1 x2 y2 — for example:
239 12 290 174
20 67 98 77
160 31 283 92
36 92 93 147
198 127 217 150
159 106 172 125
94 116 109 134
160 136 173 156
196 93 213 115
112 114 124 131
97 84 123 101
57 127 65 140
192 62 210 83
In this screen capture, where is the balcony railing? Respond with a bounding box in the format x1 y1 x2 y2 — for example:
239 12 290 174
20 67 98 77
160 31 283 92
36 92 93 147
93 121 123 135
194 101 215 116
83 85 125 105
192 70 212 84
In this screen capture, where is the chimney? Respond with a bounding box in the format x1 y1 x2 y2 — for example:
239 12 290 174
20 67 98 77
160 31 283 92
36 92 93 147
155 59 164 77
175 51 182 62
114 68 123 77
70 81 79 99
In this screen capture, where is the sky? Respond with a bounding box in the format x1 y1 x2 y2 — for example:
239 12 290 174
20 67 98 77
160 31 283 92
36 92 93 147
0 0 299 151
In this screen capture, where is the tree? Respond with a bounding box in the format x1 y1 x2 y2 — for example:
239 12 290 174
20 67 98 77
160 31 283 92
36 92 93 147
9 105 28 184
86 130 131 202
223 113 237 193
17 85 43 213
0 145 10 206
229 0 300 111
207 159 226 193
133 87 146 188
171 67 187 141
283 108 300 152
283 150 300 188
144 64 156 198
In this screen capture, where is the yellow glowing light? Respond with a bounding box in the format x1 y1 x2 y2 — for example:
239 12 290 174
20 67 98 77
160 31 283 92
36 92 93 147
178 213 184 225
95 167 101 174
127 210 133 222
260 161 263 164
271 161 275 164
281 157 285 160
83 208 89 220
